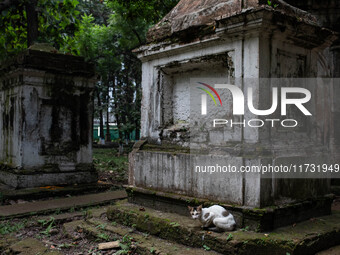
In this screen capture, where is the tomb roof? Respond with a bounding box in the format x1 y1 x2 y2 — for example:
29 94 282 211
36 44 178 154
146 0 319 43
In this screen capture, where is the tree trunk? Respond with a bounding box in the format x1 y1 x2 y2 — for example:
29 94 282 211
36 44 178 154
112 77 122 140
26 0 39 47
97 89 105 140
124 54 132 142
105 82 111 142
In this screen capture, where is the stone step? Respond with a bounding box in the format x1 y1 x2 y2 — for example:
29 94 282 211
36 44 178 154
36 211 84 225
62 212 220 255
0 182 112 202
0 190 127 219
106 200 340 255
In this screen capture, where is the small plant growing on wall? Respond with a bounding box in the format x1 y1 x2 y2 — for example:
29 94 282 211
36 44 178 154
267 0 278 8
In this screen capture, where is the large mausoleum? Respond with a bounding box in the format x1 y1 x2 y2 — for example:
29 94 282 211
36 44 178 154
127 0 340 231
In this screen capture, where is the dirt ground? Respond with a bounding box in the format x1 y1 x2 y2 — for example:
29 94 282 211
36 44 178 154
0 212 126 254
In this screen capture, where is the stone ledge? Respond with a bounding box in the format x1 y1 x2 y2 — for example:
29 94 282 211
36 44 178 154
0 190 127 219
125 186 333 232
0 182 113 201
0 170 98 189
106 199 340 255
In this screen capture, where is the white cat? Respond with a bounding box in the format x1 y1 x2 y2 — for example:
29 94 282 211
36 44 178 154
188 205 236 232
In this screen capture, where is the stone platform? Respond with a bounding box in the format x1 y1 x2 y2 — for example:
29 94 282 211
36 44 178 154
104 199 340 255
125 186 334 232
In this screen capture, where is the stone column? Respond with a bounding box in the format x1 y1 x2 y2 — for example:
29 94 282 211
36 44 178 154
0 48 98 188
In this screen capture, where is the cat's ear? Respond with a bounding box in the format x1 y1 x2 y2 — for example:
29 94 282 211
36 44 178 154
187 206 192 211
197 205 203 211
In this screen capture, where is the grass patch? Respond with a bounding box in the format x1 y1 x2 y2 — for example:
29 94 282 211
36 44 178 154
0 221 25 235
93 148 129 184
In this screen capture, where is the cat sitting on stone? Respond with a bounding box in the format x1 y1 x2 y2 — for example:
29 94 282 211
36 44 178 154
188 205 236 232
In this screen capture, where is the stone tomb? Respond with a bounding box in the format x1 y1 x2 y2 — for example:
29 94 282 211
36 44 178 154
128 0 338 231
0 48 97 188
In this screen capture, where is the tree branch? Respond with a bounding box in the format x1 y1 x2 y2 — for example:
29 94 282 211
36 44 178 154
132 28 143 45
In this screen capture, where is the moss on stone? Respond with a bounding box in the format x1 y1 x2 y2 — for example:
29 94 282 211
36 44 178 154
106 200 340 254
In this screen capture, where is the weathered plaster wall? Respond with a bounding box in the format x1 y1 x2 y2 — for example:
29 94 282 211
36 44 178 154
131 151 329 207
139 40 243 141
132 7 336 208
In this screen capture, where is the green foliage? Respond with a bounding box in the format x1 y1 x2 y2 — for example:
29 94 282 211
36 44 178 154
267 0 278 8
72 0 179 140
170 222 180 227
59 243 74 249
93 148 128 182
96 223 107 230
0 0 82 61
203 244 211 251
110 234 134 254
38 216 55 236
240 226 250 232
0 1 27 61
37 0 80 52
0 221 25 235
1 0 180 139
96 232 110 241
